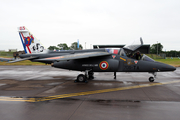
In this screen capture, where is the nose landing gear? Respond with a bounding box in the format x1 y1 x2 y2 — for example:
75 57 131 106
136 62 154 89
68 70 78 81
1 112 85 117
149 72 157 82
149 77 154 82
114 72 116 79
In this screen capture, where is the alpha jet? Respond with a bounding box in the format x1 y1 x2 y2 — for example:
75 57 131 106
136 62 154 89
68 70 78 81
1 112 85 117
6 26 176 83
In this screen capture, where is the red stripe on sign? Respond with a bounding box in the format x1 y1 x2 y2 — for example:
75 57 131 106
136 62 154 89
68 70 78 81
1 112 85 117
113 49 118 54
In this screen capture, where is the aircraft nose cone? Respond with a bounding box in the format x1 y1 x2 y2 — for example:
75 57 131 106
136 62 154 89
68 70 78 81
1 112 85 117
171 66 176 71
158 63 176 71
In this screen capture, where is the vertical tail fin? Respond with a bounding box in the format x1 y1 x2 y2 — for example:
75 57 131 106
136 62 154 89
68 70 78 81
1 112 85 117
18 26 48 54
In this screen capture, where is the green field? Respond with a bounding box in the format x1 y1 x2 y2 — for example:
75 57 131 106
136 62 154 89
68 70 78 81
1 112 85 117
0 51 13 57
0 51 45 65
155 58 180 67
0 60 46 66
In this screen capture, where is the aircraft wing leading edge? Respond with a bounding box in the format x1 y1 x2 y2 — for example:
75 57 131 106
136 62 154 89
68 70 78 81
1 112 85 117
38 52 111 62
8 56 39 63
0 58 14 62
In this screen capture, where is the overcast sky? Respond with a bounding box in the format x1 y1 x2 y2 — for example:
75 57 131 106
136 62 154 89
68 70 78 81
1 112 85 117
0 0 180 51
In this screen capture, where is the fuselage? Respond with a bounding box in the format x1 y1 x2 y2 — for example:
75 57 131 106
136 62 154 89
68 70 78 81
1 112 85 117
52 54 176 72
19 48 176 73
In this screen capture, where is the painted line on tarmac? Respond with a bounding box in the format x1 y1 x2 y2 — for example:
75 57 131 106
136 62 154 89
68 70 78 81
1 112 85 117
0 97 34 102
0 80 180 102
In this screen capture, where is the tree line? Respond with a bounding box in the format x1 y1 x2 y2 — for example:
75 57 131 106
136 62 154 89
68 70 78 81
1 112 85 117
150 43 180 57
48 42 83 50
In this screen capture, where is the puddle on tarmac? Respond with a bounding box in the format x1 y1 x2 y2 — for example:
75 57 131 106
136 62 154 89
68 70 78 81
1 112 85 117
0 83 6 86
46 82 63 86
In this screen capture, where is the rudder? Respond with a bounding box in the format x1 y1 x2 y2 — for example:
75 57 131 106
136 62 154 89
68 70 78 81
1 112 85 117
18 26 48 54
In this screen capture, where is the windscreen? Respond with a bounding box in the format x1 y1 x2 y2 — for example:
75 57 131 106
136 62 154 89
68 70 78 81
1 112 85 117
141 54 155 62
119 48 126 56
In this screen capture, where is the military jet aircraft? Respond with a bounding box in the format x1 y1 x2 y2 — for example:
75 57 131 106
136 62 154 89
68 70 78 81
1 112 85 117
1 26 176 83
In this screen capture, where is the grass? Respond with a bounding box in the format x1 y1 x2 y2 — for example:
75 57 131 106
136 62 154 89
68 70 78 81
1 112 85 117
146 54 164 59
155 58 180 67
0 51 13 56
146 54 180 67
0 56 46 65
0 60 46 65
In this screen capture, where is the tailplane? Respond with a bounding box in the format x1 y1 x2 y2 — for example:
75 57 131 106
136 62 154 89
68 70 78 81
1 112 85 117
18 26 48 54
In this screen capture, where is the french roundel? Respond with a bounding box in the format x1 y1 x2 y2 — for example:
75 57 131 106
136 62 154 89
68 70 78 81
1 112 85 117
99 61 109 70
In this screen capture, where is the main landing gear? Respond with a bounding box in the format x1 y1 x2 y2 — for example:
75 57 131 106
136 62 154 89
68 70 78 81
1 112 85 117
149 72 157 82
114 72 116 79
74 70 94 83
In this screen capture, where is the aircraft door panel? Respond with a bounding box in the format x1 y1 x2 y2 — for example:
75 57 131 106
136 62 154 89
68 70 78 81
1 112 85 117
117 61 124 72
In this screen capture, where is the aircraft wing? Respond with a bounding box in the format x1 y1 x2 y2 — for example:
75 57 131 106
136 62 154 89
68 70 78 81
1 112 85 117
39 52 110 62
8 56 39 63
0 58 14 62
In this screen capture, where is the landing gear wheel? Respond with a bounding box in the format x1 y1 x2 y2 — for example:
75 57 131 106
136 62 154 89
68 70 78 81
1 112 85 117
149 77 154 82
77 74 86 82
75 70 93 83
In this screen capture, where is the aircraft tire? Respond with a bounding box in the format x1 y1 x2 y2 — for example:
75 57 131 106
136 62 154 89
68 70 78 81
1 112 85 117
149 77 154 82
77 74 86 82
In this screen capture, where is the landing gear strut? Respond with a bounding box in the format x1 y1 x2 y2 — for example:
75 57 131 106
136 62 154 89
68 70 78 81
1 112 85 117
149 72 157 82
74 70 94 83
88 71 94 80
114 72 116 79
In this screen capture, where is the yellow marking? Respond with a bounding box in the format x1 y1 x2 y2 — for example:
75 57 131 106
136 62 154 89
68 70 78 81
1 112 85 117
0 97 33 102
120 57 126 61
0 80 180 102
153 68 157 70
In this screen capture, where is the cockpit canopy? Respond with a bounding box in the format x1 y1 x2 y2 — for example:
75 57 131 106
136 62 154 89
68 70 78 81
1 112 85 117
104 38 155 62
123 37 143 51
105 48 155 62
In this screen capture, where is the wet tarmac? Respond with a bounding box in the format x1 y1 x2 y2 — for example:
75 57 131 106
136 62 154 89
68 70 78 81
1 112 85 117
0 66 180 120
